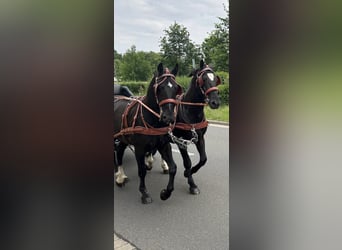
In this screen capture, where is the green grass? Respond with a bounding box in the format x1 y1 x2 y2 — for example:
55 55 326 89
204 105 229 123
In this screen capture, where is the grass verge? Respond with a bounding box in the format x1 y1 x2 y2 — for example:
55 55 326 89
204 105 229 123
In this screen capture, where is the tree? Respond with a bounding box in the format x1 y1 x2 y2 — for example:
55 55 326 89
144 51 163 74
116 45 152 81
114 49 122 77
160 22 200 75
202 4 229 71
114 49 122 60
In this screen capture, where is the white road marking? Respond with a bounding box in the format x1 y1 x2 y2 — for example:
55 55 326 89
172 148 194 156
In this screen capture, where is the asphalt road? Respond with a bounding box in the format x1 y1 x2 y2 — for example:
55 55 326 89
114 124 229 250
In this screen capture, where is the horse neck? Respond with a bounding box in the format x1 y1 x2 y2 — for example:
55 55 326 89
142 82 160 124
180 78 206 122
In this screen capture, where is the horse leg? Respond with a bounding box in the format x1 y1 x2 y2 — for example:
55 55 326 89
179 147 200 195
160 157 169 174
145 148 158 170
115 142 129 187
153 150 169 174
191 136 207 175
144 152 154 171
159 143 177 201
135 148 152 204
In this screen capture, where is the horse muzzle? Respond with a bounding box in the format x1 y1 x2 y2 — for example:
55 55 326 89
208 98 220 109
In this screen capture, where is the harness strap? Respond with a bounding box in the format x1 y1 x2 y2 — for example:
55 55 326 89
115 96 161 119
175 120 209 130
158 98 178 106
113 126 172 138
114 95 177 138
204 86 219 96
179 101 207 106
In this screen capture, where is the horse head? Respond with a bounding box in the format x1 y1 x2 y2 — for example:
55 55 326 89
149 63 182 125
189 59 221 109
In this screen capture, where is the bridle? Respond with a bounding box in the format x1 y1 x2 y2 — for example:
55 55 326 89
196 65 221 96
153 68 182 107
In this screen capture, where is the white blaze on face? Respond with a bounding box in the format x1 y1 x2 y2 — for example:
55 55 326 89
167 81 173 88
207 73 214 81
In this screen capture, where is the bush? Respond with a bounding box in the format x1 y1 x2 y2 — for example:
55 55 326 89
117 73 229 104
216 71 229 85
175 75 191 91
218 84 229 105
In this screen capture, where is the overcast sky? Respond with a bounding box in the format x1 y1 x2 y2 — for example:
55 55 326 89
114 0 228 54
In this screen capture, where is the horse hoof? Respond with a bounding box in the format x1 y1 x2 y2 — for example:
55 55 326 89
190 187 200 195
162 169 169 174
160 189 171 200
115 181 125 187
146 165 153 171
115 177 128 187
141 196 153 204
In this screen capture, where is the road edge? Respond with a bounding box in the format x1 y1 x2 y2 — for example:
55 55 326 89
208 119 229 126
114 232 139 250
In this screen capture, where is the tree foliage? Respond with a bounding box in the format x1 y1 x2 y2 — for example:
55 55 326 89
159 22 200 75
114 49 122 60
114 46 162 81
116 46 151 81
202 4 229 71
114 49 122 77
114 6 229 80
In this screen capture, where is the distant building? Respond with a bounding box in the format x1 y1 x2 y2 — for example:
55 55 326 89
114 77 118 83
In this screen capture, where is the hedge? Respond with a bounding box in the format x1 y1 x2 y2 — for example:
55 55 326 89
216 71 229 86
218 84 229 105
117 74 229 105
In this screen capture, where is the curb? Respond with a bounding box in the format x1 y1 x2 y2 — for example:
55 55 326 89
208 120 229 126
114 233 139 250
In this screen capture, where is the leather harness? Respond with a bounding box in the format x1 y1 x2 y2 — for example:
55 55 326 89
113 95 176 138
113 66 220 138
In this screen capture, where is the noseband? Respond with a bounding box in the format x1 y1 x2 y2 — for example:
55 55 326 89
154 69 182 106
196 66 220 96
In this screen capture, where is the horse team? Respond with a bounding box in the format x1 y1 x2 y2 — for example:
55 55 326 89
114 60 221 204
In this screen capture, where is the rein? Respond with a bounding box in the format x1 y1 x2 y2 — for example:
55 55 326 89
113 95 178 139
115 96 161 119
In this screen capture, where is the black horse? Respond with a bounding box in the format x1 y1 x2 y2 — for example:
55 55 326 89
114 63 182 204
149 60 221 194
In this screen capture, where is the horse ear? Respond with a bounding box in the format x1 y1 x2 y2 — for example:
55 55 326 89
177 85 183 95
200 59 204 69
157 63 163 76
171 63 178 76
